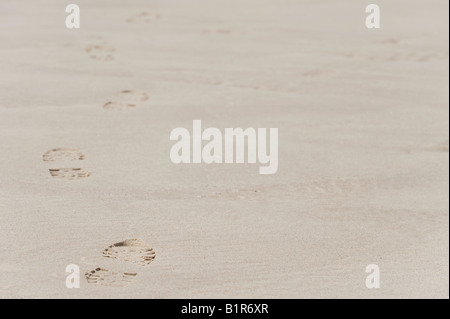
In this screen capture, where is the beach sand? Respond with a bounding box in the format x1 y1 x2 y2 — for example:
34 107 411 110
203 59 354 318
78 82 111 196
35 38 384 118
0 0 448 298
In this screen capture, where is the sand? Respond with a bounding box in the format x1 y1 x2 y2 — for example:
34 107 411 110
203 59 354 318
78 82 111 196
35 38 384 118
0 0 448 298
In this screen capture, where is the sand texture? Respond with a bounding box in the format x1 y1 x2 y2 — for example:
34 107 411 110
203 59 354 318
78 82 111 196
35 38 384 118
0 0 448 298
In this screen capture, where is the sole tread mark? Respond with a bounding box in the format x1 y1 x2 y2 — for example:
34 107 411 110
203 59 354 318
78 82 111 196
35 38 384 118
49 168 91 180
85 268 137 287
102 239 156 265
43 148 85 161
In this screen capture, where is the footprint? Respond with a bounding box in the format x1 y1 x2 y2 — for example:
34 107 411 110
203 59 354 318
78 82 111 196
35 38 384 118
43 148 85 161
85 239 155 288
103 90 148 110
126 12 160 24
103 239 156 265
43 148 91 180
85 268 137 287
49 168 91 180
85 44 116 61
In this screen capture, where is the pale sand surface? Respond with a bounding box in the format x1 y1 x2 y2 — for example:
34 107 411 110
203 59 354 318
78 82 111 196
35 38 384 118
0 0 448 298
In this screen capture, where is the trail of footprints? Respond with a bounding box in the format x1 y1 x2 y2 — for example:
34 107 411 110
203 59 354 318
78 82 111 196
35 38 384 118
53 15 447 289
43 148 90 180
84 12 162 61
42 149 156 287
86 239 156 287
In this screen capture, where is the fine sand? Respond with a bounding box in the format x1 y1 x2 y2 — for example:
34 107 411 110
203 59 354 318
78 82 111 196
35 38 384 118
0 0 448 298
